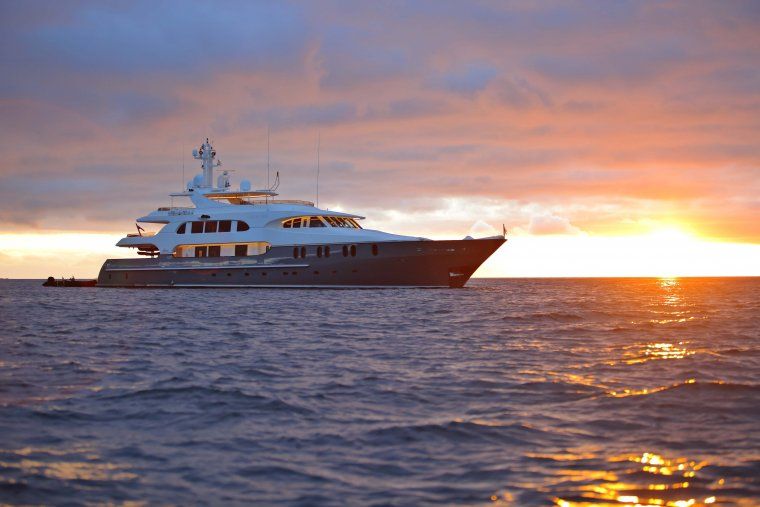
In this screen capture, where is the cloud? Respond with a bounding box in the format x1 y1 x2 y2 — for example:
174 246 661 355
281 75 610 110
526 214 583 236
0 1 758 243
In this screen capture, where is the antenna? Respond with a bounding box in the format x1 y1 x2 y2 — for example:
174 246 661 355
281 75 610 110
267 126 270 188
316 132 320 208
181 141 185 191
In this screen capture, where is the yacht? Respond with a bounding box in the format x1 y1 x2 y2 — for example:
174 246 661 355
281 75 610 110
97 139 505 288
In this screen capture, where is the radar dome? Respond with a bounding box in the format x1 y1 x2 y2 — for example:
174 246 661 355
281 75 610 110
240 179 251 191
192 173 203 187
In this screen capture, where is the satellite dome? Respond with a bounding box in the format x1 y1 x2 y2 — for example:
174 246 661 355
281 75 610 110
240 179 251 191
192 173 203 187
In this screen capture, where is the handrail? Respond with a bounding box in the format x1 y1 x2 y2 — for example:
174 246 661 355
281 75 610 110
241 199 315 206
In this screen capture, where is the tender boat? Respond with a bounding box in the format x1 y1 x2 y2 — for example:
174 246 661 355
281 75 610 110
97 139 505 288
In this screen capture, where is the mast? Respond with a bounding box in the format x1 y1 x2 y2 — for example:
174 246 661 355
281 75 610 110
192 138 221 188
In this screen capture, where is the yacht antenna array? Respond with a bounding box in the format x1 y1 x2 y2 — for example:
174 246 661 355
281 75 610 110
266 126 270 204
316 132 320 208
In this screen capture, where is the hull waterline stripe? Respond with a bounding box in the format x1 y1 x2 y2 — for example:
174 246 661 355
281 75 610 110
106 283 446 289
104 263 309 272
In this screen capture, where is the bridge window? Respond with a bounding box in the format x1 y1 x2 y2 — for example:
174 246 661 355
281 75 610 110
177 223 186 234
191 221 204 233
310 217 326 228
235 244 248 256
205 221 217 233
219 220 232 233
236 221 249 231
292 218 301 228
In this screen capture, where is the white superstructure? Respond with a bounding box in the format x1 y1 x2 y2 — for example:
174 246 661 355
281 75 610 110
117 139 422 258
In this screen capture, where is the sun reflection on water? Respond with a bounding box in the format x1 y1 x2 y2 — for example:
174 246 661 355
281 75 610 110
549 451 724 507
0 446 137 483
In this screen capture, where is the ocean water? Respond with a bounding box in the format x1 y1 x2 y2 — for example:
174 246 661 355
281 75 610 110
0 278 758 506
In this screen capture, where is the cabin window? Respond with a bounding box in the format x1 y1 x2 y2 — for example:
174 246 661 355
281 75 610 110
219 220 232 233
317 246 323 258
195 246 207 257
177 223 186 234
310 217 325 228
372 244 378 256
235 244 248 256
205 221 217 233
237 221 249 231
325 246 331 257
300 246 306 258
208 245 221 257
342 245 348 257
283 219 292 228
191 221 204 233
350 245 356 257
293 247 299 258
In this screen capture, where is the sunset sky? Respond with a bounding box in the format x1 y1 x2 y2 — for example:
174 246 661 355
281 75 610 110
1 1 758 278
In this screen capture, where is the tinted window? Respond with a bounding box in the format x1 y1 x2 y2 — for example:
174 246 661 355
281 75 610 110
237 221 249 231
310 217 325 228
177 223 186 234
325 246 331 257
219 220 232 232
283 219 292 228
317 246 323 258
292 218 301 228
194 246 207 257
372 244 378 256
191 221 204 233
350 245 356 257
205 221 217 233
342 245 348 257
293 247 299 258
235 244 248 256
300 246 306 258
208 245 221 257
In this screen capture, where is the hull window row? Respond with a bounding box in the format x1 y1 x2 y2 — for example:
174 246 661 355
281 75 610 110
177 220 249 234
293 243 378 259
292 243 374 258
282 216 362 229
174 242 270 258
